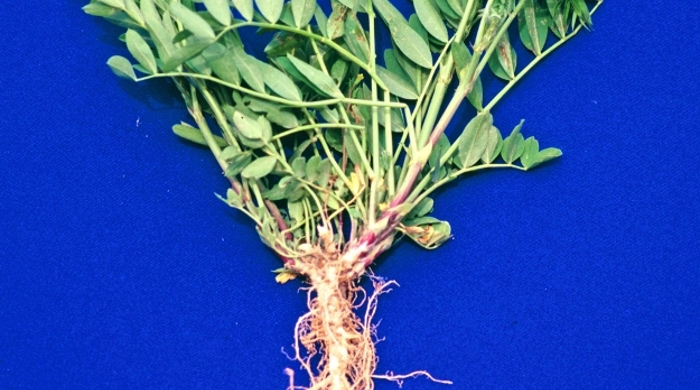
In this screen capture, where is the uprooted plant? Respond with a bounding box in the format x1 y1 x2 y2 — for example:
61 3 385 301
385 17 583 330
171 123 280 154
83 0 602 388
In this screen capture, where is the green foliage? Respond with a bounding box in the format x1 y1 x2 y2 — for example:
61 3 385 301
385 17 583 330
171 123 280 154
84 0 601 263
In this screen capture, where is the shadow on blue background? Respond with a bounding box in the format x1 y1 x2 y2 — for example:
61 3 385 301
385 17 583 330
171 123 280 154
1 1 698 389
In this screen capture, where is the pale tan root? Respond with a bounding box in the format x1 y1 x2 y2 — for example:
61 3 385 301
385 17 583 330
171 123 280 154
285 238 450 389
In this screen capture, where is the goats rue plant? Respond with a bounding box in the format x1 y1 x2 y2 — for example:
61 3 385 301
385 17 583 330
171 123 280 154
84 0 602 388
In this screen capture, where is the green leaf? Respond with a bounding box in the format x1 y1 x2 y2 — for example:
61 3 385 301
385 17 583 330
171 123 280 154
172 123 228 147
435 0 459 20
139 0 159 23
408 197 434 219
162 37 214 71
262 184 287 201
305 155 322 182
457 112 493 168
100 9 142 29
391 43 424 91
450 42 472 73
373 0 432 68
408 14 431 51
314 5 329 37
518 0 548 55
288 200 305 223
519 136 540 169
257 115 273 144
257 62 302 101
265 31 305 57
234 49 266 93
233 0 254 21
255 0 284 23
321 108 340 125
546 0 567 38
570 0 592 27
242 156 277 179
252 104 299 129
152 0 168 10
203 0 231 26
376 66 418 100
316 159 332 187
521 140 562 169
286 54 343 98
330 58 349 83
202 43 240 84
169 2 216 40
125 29 157 74
451 42 483 110
501 120 526 164
343 130 363 166
291 0 316 28
277 3 296 26
225 153 253 177
219 187 244 208
487 32 517 80
231 109 263 140
274 57 313 84
414 0 448 43
481 125 503 164
97 0 124 9
337 0 363 11
83 2 119 17
143 11 176 62
535 147 563 165
428 133 449 170
326 2 348 40
291 156 306 177
344 13 370 63
123 0 145 26
446 0 464 14
106 55 137 80
219 145 240 162
244 96 279 113
185 52 212 75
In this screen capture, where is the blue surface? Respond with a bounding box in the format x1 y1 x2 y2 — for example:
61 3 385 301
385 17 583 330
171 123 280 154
2 1 699 389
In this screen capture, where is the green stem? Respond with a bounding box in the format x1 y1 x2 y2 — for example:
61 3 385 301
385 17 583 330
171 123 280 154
384 90 395 197
367 0 380 225
138 73 406 109
187 86 226 171
195 82 241 151
271 123 365 141
415 0 475 147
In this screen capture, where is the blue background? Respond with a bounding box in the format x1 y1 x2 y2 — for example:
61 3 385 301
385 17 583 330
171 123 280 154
2 1 699 389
